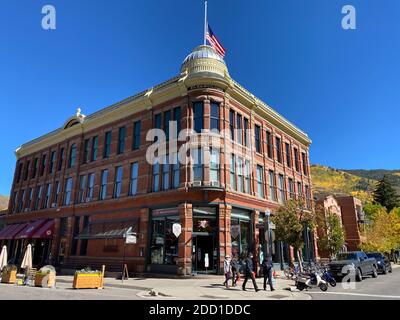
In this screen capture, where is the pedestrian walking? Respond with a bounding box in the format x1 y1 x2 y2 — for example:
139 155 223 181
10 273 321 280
242 253 260 292
261 255 275 291
222 255 232 289
230 256 241 287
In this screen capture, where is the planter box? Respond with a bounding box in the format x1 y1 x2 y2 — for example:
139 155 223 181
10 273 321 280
35 273 56 288
1 270 17 284
73 273 103 289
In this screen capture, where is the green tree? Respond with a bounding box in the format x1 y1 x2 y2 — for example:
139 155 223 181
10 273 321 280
271 200 316 270
373 175 399 212
316 206 346 259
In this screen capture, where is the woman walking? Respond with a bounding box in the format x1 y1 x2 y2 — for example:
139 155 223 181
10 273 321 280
222 255 232 289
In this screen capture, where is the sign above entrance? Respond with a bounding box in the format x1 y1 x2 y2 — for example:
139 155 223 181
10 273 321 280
172 223 182 238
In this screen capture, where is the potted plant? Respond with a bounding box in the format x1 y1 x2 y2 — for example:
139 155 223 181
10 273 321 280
72 266 105 289
35 266 56 288
1 265 18 284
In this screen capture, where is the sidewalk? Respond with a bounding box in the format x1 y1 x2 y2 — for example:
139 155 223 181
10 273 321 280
56 275 310 300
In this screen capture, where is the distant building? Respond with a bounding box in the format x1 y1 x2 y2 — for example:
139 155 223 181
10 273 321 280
336 196 366 251
315 195 343 258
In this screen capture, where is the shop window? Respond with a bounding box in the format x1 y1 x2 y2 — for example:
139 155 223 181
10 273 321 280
231 217 251 260
150 217 179 265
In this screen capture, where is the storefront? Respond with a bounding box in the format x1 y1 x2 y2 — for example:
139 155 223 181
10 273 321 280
148 208 180 274
230 208 252 261
191 207 218 275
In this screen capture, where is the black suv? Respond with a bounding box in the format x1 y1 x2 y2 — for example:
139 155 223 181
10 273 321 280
366 252 392 274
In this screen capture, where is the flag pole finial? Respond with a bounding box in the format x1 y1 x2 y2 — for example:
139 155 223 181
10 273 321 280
204 1 208 46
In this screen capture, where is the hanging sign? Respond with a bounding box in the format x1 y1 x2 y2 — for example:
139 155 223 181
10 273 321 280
125 234 137 244
172 223 182 238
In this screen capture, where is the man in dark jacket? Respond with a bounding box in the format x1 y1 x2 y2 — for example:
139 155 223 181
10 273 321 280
230 257 240 287
261 255 275 291
242 253 260 292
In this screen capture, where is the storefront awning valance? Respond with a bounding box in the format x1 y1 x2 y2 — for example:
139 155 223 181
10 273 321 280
0 225 14 239
15 220 47 240
1 223 28 240
76 217 140 240
32 220 55 239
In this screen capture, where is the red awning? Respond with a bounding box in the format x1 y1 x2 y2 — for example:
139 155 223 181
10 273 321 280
0 225 15 240
15 220 47 240
2 223 28 240
32 220 55 239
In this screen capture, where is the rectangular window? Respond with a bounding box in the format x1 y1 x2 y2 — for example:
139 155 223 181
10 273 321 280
34 185 43 210
173 107 181 135
49 151 56 174
68 144 77 168
237 114 243 145
193 102 204 133
294 148 299 172
244 160 251 194
18 190 25 213
237 157 244 193
285 143 291 168
58 148 64 171
40 155 46 176
54 181 60 206
91 136 98 162
288 178 294 199
229 110 235 140
117 127 126 154
297 182 302 200
230 154 236 190
162 156 170 190
64 178 73 206
16 163 23 183
243 118 249 147
276 137 282 163
193 148 203 182
172 154 180 189
153 161 160 192
80 216 90 256
133 120 141 150
44 183 52 209
87 173 95 202
99 169 109 200
256 165 264 198
130 162 139 195
278 174 285 204
77 175 87 204
269 170 276 201
32 158 38 178
302 152 308 176
114 166 123 198
70 217 80 256
210 148 220 184
154 113 162 129
266 131 273 158
104 131 112 158
210 103 220 131
26 188 33 210
164 110 171 141
255 125 261 153
305 185 311 208
23 161 30 181
83 139 90 164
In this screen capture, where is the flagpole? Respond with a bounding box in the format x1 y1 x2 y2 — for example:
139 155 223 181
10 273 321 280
204 1 208 45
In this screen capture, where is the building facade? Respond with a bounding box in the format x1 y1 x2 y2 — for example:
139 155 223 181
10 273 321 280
0 45 314 275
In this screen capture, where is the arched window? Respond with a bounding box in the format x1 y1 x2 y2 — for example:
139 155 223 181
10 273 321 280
68 144 77 168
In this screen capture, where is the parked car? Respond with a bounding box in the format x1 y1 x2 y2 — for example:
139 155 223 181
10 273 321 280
329 251 378 282
366 252 392 274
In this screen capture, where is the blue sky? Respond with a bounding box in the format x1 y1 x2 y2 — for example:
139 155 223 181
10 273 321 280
1 0 399 195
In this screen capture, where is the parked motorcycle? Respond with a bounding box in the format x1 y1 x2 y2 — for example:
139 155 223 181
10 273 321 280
295 271 328 292
320 267 337 287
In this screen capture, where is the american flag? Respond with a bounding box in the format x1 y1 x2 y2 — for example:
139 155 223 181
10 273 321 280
206 24 226 57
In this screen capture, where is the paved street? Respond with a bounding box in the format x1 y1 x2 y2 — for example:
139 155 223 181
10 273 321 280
307 265 400 300
0 265 398 300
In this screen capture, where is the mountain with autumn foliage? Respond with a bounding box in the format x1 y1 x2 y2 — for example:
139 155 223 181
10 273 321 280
0 195 9 210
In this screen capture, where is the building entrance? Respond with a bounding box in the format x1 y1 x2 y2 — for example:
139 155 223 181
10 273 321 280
192 234 217 274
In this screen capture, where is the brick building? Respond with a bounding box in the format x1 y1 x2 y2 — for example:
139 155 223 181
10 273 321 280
336 196 366 251
0 45 314 275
